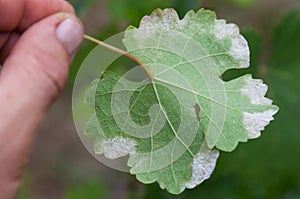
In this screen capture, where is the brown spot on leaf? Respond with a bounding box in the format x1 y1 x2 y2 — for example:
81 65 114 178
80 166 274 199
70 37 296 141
194 103 200 122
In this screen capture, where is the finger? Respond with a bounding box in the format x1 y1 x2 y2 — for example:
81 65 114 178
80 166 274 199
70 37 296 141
0 12 83 198
0 0 24 31
18 0 75 31
0 0 75 32
0 0 75 63
0 32 21 63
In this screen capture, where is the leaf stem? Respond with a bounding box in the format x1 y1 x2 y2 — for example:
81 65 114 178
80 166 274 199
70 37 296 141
83 34 153 80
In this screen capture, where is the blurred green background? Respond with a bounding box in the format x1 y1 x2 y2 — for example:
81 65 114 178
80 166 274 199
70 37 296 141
18 0 300 198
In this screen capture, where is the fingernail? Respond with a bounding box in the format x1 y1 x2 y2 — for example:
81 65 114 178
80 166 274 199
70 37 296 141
56 18 84 57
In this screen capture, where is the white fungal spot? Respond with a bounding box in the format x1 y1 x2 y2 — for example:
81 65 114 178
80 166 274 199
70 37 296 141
137 9 181 41
229 35 249 68
140 9 179 29
214 20 250 68
243 109 278 139
185 149 219 189
215 20 239 40
97 137 136 159
241 76 273 105
178 18 188 30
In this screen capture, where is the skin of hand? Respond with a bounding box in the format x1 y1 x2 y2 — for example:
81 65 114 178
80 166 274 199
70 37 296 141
0 0 84 198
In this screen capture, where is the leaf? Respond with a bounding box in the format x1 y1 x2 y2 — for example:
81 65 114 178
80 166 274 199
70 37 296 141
84 8 278 194
123 8 278 151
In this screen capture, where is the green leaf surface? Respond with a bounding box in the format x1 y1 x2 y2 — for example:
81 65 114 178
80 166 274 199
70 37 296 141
84 8 278 194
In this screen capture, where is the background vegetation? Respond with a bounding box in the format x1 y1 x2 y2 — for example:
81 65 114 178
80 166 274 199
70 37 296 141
18 0 300 198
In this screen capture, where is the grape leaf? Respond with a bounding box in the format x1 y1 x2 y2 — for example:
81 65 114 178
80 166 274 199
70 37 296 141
84 8 278 194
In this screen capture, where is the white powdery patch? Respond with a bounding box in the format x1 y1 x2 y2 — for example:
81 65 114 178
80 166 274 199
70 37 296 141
215 20 239 40
214 20 250 68
177 17 188 30
136 9 180 41
140 8 179 29
99 137 136 159
185 149 219 189
243 109 278 139
241 76 273 105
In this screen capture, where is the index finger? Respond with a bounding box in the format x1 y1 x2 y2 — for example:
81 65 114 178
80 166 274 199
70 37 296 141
0 0 75 32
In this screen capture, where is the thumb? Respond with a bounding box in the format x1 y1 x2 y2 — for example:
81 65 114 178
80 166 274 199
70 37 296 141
0 12 83 198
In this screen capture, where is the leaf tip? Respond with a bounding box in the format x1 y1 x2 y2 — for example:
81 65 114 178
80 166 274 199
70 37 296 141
242 109 278 139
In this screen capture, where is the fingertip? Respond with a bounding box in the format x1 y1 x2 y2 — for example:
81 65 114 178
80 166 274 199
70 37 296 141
56 18 84 57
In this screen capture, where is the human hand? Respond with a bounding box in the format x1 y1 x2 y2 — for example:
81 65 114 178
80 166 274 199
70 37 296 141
0 0 83 198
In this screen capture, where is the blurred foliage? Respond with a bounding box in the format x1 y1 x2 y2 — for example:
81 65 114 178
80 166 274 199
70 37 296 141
63 181 107 199
107 0 170 26
171 0 199 18
225 0 256 7
17 174 36 199
67 0 96 16
107 0 202 25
